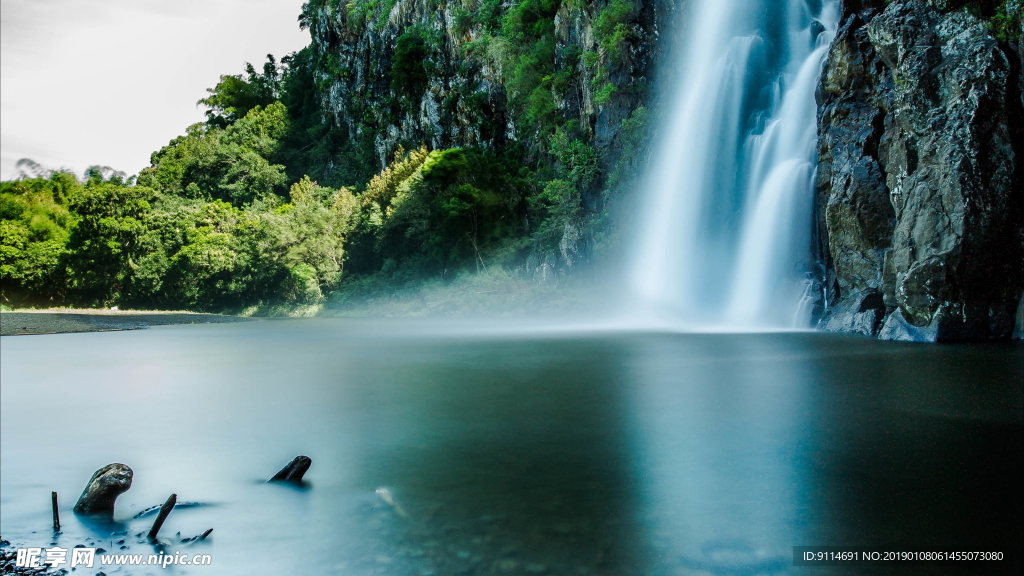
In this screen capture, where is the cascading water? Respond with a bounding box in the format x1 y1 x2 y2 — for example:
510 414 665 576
629 0 838 328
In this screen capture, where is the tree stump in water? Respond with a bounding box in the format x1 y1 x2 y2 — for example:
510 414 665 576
269 456 311 483
73 463 133 516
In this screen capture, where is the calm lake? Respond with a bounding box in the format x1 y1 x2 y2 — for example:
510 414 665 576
1 319 1021 575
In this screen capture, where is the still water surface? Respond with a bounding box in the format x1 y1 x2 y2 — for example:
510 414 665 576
1 319 1021 575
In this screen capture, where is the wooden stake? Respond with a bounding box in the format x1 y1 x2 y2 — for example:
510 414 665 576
147 494 176 541
51 491 60 532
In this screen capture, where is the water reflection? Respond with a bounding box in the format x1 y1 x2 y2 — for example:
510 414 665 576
342 336 647 574
626 335 814 572
801 340 1024 557
1 320 1021 575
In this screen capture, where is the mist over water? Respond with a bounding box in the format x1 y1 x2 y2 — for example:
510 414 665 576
630 0 838 329
1 320 1021 575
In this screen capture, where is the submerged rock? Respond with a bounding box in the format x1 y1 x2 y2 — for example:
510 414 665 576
877 307 935 342
73 463 132 517
818 290 886 336
270 455 312 483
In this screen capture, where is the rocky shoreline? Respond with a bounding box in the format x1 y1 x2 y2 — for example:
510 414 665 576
0 309 252 336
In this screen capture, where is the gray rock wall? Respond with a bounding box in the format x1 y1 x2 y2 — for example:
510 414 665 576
303 0 679 271
816 0 1023 341
303 0 674 172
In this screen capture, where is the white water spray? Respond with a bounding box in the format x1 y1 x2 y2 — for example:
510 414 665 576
629 0 838 328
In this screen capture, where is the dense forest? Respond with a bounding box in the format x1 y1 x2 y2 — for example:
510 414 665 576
1 0 1019 314
0 0 655 312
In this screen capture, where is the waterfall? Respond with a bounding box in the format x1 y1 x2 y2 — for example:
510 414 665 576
629 0 838 328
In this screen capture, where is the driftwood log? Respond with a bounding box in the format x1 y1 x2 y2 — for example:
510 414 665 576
73 463 133 516
269 456 311 483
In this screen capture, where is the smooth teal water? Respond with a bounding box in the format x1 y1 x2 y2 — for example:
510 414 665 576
1 319 1021 575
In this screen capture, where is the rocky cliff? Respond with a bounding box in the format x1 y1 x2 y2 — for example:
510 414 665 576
301 0 672 175
300 0 1022 340
815 0 1023 341
298 0 678 275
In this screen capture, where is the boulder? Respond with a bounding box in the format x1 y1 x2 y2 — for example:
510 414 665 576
818 290 887 336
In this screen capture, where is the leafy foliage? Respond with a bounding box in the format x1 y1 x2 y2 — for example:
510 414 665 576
63 180 157 306
390 30 431 103
595 0 638 63
1 0 653 311
990 0 1022 41
277 47 375 188
497 0 561 133
530 126 599 245
138 103 289 205
0 173 78 303
363 145 432 216
271 177 360 297
199 55 282 128
356 146 527 279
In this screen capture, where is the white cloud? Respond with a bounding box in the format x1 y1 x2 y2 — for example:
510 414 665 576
0 0 309 179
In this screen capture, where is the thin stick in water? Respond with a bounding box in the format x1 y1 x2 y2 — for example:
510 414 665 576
51 491 60 532
147 494 177 541
181 528 213 543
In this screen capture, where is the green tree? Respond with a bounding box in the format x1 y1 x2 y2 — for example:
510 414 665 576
268 176 361 300
63 181 157 306
142 200 289 310
529 127 599 245
277 47 360 187
199 55 282 128
498 0 560 132
390 30 431 103
139 102 290 205
374 148 515 276
594 0 639 64
0 171 80 304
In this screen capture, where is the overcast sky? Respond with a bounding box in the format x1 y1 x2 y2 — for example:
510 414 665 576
1 0 309 180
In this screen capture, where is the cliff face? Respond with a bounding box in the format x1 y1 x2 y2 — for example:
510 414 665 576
816 0 1024 341
299 0 677 276
304 0 1022 340
302 0 672 171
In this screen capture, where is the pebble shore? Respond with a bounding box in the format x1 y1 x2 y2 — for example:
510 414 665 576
0 310 251 336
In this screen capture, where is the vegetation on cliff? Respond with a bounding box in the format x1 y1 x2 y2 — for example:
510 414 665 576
4 0 1016 328
1 0 654 312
